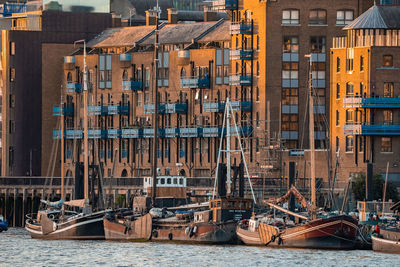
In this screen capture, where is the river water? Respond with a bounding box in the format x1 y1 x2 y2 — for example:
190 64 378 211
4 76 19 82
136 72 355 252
1 228 399 267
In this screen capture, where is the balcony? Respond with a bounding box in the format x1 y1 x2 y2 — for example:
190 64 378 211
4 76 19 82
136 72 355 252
229 75 252 86
144 103 188 114
343 97 400 108
230 49 253 60
230 22 252 35
119 54 132 68
53 129 83 139
122 80 143 91
88 105 129 115
66 82 82 93
181 77 210 89
106 129 120 139
212 0 237 10
201 127 221 137
121 128 142 139
88 129 105 139
53 106 74 116
64 56 75 70
344 123 400 135
164 128 179 138
203 101 252 113
179 128 200 138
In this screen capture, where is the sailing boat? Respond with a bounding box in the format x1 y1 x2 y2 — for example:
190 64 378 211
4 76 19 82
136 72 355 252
236 55 359 249
25 40 108 240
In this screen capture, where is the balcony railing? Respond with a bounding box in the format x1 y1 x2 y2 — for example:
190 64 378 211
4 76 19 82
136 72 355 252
203 101 252 113
230 49 253 60
66 82 82 93
181 77 210 89
122 80 143 91
53 106 74 116
343 96 400 108
230 22 252 35
344 123 400 135
88 105 129 115
229 75 252 86
144 103 188 114
212 0 237 10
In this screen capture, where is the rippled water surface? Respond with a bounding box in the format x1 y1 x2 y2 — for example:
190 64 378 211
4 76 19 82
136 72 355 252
1 228 399 267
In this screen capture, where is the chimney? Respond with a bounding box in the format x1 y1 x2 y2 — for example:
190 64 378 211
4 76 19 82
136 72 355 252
203 5 217 22
145 9 158 26
167 8 178 24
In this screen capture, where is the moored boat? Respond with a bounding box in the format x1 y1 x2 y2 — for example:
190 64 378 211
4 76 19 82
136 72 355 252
372 226 400 254
0 215 8 232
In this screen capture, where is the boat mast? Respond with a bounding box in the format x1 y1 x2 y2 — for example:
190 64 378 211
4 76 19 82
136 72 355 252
60 95 65 200
226 98 231 195
306 54 316 219
151 0 160 207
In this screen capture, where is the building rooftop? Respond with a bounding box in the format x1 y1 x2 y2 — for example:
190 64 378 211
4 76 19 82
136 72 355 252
344 4 400 29
87 25 156 48
197 20 230 43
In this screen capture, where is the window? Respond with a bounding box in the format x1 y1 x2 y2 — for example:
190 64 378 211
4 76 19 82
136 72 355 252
345 136 354 152
384 83 394 97
346 49 354 72
336 137 339 152
336 10 354 25
282 88 298 105
384 110 393 125
10 42 15 55
145 68 150 89
256 87 260 102
381 137 392 152
309 9 326 25
312 62 325 80
282 9 299 25
122 70 128 81
383 55 393 67
336 110 339 126
336 57 340 72
67 72 72 82
256 61 260 76
10 68 15 82
256 112 260 127
282 62 298 79
9 95 15 108
346 110 353 122
346 83 354 96
310 36 326 53
9 120 15 134
360 56 364 71
282 114 298 131
336 83 340 99
283 36 299 53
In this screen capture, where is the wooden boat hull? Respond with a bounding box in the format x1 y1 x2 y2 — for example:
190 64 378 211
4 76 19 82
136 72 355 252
151 220 237 244
103 214 152 241
236 226 263 245
372 235 400 254
25 211 106 240
239 215 358 249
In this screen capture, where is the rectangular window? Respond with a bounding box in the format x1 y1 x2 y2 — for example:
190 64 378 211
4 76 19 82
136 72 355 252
336 83 340 99
337 10 354 25
283 36 299 53
282 10 299 25
282 88 298 105
384 82 394 97
345 136 354 152
346 83 354 96
381 137 392 152
336 57 341 73
9 95 15 108
10 68 15 82
137 93 142 107
310 36 326 53
282 62 298 79
309 9 326 25
346 110 353 122
336 110 339 126
281 114 298 131
346 49 354 72
360 56 364 71
256 87 260 102
10 42 15 55
384 110 393 125
9 120 15 134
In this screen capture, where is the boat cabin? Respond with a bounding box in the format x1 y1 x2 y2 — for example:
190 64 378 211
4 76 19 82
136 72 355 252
357 200 394 222
210 198 253 223
144 176 187 199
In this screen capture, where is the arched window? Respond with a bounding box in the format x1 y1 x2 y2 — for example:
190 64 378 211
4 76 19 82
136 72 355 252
309 9 326 25
122 70 128 81
121 169 128 177
67 72 72 82
180 67 186 78
346 82 354 96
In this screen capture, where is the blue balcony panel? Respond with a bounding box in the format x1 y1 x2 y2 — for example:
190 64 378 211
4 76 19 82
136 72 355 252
203 102 225 113
230 49 253 60
229 75 252 86
66 82 82 93
344 124 400 135
180 128 200 138
164 128 179 138
230 23 252 35
106 129 120 139
144 103 188 114
121 128 142 138
119 54 131 62
88 129 104 139
213 0 237 10
53 129 82 139
289 150 305 156
343 97 400 108
53 106 74 116
122 80 143 91
181 77 210 89
201 127 221 137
